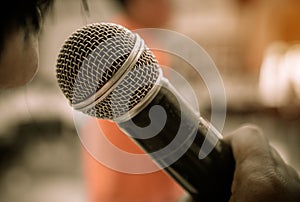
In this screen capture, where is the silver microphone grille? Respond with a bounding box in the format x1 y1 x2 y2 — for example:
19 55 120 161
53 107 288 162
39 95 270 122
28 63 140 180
56 23 160 120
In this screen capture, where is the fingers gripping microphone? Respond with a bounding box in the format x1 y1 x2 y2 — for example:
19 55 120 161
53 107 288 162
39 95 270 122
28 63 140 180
56 23 234 201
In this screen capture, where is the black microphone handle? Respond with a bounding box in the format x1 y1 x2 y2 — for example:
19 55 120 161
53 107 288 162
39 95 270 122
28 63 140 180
118 80 235 201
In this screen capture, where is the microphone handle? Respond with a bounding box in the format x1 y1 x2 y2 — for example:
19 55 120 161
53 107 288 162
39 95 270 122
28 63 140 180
118 83 235 202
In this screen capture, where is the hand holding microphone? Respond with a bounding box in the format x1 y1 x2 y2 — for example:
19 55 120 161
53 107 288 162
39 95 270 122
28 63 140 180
182 125 300 202
56 23 235 201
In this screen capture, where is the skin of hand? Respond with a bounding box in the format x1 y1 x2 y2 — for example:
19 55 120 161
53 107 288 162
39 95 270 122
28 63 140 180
180 125 300 202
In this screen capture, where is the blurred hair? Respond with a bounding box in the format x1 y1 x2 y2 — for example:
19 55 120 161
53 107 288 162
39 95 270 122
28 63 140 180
114 0 130 9
0 0 53 55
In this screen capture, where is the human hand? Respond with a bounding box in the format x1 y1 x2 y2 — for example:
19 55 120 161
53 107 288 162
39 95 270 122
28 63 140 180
181 125 300 202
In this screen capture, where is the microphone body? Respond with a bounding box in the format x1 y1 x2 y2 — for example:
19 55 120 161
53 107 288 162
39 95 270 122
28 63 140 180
118 79 234 201
56 23 235 201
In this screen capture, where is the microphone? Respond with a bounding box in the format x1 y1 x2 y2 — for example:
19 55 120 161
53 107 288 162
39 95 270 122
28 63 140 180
56 23 235 201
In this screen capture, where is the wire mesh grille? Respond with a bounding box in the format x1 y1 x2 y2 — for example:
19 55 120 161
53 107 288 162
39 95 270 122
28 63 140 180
56 23 160 119
56 23 135 104
86 49 160 119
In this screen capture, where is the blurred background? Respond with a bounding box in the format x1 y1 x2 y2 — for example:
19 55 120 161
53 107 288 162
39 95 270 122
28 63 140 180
0 0 299 201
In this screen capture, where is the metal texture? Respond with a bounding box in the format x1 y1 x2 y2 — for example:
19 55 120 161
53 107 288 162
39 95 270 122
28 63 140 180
56 23 160 120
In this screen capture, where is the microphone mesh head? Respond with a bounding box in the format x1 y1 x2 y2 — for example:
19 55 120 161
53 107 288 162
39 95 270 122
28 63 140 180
56 23 160 120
